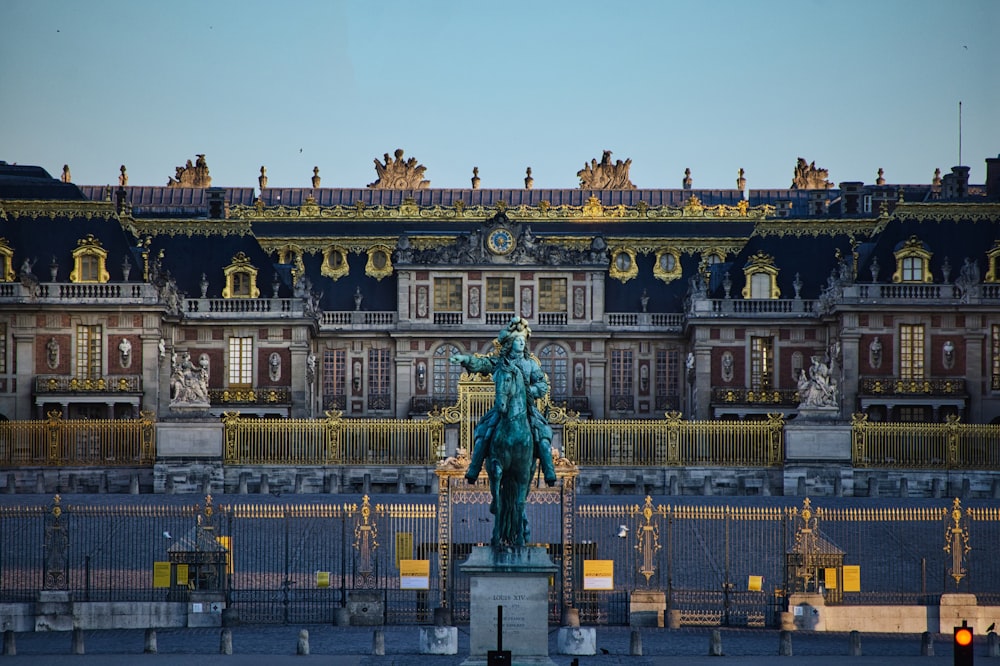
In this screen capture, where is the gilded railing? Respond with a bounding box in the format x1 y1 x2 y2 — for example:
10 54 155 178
859 376 966 396
0 410 155 467
711 387 800 406
35 375 142 393
209 387 291 405
852 413 1000 469
563 411 784 467
222 410 444 465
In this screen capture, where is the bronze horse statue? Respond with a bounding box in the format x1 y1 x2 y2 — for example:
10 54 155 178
451 317 557 549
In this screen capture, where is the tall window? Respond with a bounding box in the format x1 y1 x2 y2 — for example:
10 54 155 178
231 272 252 297
485 278 515 313
322 349 346 410
899 324 925 380
610 349 633 411
76 325 102 379
655 348 680 410
228 337 253 386
901 257 923 282
538 279 567 313
993 325 1000 391
537 343 567 401
750 273 772 299
750 336 773 390
0 322 7 374
368 347 391 410
433 344 462 402
433 278 462 312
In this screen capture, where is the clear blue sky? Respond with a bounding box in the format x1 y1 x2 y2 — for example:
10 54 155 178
2 0 997 191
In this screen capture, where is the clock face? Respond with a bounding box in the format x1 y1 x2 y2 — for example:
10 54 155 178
487 228 515 255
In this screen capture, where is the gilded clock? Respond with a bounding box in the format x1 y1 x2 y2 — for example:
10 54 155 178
487 228 515 255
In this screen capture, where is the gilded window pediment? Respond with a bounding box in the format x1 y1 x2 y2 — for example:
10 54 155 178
609 247 638 284
892 236 932 284
653 248 682 283
365 245 393 281
322 245 350 280
0 238 14 282
741 251 780 299
222 251 259 298
985 240 1000 283
276 244 305 276
70 234 110 283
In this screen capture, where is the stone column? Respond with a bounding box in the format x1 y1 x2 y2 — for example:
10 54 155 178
397 270 411 323
395 350 414 418
12 327 36 419
289 342 309 418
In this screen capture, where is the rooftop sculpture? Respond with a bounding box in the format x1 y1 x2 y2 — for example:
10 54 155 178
368 149 430 189
577 150 635 190
791 157 832 190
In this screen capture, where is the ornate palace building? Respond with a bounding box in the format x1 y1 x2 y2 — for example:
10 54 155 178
0 151 998 495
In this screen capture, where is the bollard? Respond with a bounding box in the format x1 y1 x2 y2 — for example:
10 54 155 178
667 609 681 629
629 630 642 656
561 607 580 628
130 474 140 495
296 629 309 656
220 628 233 655
372 629 385 656
72 628 85 655
708 629 723 656
3 630 16 656
778 630 793 656
988 631 999 658
260 474 269 495
920 631 934 656
144 628 157 654
849 630 861 656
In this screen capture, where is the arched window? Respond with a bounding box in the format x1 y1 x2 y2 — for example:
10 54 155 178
537 343 567 401
0 238 15 282
70 235 109 284
741 251 780 299
433 344 462 404
222 252 260 298
892 236 932 284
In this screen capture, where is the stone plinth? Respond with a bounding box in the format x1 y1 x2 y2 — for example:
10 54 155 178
461 546 558 666
629 590 665 627
557 627 596 655
419 626 458 654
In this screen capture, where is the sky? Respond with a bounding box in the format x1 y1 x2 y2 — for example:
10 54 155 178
1 0 998 191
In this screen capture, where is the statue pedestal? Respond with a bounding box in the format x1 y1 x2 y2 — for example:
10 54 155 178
460 547 557 666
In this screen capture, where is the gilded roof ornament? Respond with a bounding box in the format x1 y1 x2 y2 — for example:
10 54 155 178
368 149 430 189
61 165 71 183
791 157 832 190
167 154 212 188
577 150 635 190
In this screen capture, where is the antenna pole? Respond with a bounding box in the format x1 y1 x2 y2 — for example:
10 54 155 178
958 101 963 166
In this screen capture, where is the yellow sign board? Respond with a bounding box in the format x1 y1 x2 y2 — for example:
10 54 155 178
748 575 763 592
400 559 430 590
583 560 614 590
395 532 414 570
316 571 330 588
824 567 838 590
217 536 233 574
842 565 860 592
153 561 171 588
176 564 189 587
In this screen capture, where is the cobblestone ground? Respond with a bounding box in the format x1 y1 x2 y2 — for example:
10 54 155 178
3 625 976 663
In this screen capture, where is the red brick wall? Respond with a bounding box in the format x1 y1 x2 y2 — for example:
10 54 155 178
36 335 71 374
258 348 291 387
107 335 141 375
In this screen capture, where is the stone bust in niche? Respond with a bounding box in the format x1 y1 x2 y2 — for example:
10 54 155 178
268 352 281 382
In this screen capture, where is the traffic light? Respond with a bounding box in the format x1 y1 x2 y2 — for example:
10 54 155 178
954 620 973 666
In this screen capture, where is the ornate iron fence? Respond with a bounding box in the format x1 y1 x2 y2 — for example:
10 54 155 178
0 410 156 467
852 413 1000 469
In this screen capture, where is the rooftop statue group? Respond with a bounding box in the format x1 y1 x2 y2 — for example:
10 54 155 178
450 317 557 550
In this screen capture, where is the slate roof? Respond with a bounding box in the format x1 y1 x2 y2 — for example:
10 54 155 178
0 163 86 201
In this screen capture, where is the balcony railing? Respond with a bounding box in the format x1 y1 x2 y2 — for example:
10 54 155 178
859 377 966 396
320 311 397 328
433 312 463 326
410 395 458 414
0 281 159 303
711 387 800 406
35 375 142 394
604 312 685 329
537 312 568 326
209 387 291 405
184 298 302 316
486 311 516 325
709 299 817 315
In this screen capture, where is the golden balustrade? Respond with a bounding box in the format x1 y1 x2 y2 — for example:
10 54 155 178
852 413 1000 469
0 410 155 467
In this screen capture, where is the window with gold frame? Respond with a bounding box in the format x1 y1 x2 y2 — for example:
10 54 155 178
222 252 260 299
538 278 567 313
985 241 1000 283
653 249 682 283
741 252 780 299
321 245 349 280
892 236 932 284
0 238 14 282
70 235 110 284
433 278 462 312
899 324 925 380
485 277 515 313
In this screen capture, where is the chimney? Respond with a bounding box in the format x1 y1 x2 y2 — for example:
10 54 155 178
775 200 793 218
941 166 971 199
808 190 828 216
839 182 864 216
986 154 1000 200
207 188 228 219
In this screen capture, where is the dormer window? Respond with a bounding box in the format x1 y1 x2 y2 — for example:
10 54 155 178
653 249 682 283
322 245 349 280
741 251 780 299
222 252 260 298
70 235 110 284
0 238 14 282
985 240 1000 283
892 236 932 284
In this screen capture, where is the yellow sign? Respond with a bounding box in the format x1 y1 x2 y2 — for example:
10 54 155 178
583 560 614 590
217 536 233 574
153 561 171 588
395 532 414 570
176 564 189 587
400 559 430 590
824 567 838 590
748 575 763 592
316 571 330 588
842 565 860 592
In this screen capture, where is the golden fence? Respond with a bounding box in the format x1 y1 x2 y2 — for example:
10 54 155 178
0 410 156 467
563 411 784 467
222 410 445 466
852 413 1000 469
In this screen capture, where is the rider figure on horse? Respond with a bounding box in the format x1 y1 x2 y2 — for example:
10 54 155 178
450 316 559 489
